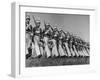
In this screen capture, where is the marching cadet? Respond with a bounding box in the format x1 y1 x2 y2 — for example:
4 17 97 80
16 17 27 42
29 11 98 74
32 16 42 58
64 32 72 57
85 42 90 55
43 22 53 58
68 35 76 57
51 27 59 57
72 36 79 57
59 30 68 57
25 15 33 58
81 41 89 56
58 29 67 57
78 38 85 57
83 42 89 56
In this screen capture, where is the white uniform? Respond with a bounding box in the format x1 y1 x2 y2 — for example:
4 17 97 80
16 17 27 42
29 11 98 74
73 45 79 57
59 41 66 56
26 33 31 55
39 41 44 56
64 42 71 57
34 35 41 57
32 42 37 57
52 39 59 57
44 37 51 58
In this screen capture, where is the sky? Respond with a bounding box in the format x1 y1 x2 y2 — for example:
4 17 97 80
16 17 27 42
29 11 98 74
26 12 90 42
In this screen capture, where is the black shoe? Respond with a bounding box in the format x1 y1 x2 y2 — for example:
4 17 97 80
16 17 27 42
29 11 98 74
26 54 31 59
37 55 42 58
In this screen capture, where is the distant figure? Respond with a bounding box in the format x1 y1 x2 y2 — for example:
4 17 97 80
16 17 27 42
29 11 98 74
84 42 90 55
80 40 89 56
77 38 85 57
72 36 79 57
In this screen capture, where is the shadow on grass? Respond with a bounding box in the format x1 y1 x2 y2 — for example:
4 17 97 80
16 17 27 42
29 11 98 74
26 56 89 67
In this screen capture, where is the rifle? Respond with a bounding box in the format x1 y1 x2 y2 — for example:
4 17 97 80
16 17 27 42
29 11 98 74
32 16 36 26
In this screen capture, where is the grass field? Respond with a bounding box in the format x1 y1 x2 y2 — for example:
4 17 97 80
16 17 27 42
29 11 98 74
26 56 89 67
